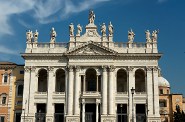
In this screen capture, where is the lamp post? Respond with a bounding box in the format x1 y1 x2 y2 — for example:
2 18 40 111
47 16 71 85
131 87 135 122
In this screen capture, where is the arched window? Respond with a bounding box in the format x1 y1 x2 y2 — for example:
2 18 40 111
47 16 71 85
86 68 97 91
135 69 146 92
55 69 65 92
2 73 8 84
17 85 23 96
117 69 127 92
38 69 48 92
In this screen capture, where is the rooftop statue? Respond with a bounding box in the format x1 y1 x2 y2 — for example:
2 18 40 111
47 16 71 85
108 22 113 36
89 10 95 24
26 30 33 43
50 27 57 43
145 30 151 42
77 24 82 36
101 23 106 36
33 30 39 42
128 29 135 43
69 23 74 36
152 30 159 42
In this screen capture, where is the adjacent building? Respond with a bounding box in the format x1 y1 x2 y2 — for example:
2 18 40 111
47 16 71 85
0 62 16 122
10 65 24 122
21 11 162 122
158 75 185 122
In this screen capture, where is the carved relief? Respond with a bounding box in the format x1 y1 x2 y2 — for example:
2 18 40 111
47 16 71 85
87 30 98 37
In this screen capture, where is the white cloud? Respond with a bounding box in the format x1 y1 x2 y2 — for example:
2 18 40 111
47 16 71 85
0 45 19 55
0 0 110 36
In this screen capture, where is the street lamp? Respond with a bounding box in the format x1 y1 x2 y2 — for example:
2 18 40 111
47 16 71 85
131 87 135 122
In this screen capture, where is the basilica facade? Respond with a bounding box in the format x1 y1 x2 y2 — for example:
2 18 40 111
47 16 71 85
21 11 161 122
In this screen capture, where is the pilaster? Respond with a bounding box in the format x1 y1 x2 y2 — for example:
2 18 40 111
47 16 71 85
67 65 74 115
146 67 153 116
46 66 55 122
74 66 81 116
102 66 107 115
128 66 135 122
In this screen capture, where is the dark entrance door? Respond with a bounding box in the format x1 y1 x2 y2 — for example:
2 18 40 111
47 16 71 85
117 104 127 122
136 104 146 122
15 113 21 122
85 104 96 122
54 104 64 122
35 104 46 122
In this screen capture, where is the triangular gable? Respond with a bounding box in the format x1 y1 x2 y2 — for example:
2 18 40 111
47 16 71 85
65 41 117 56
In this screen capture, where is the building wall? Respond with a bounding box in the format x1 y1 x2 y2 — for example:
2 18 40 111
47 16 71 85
10 65 24 122
0 62 16 122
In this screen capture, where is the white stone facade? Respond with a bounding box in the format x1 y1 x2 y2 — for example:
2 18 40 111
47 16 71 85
21 11 161 122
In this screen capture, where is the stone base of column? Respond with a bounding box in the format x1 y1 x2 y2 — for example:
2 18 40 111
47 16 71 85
147 116 161 122
21 114 35 122
101 115 116 122
65 115 80 122
46 114 54 122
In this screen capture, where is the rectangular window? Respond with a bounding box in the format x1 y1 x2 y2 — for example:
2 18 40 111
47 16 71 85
2 97 6 104
0 116 5 122
4 76 7 83
159 101 167 107
159 89 163 94
20 71 24 74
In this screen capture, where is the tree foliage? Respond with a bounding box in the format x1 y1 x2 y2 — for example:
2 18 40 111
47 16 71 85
174 105 185 122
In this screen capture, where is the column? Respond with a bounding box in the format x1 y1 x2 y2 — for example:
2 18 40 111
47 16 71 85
108 65 115 115
153 67 160 116
82 102 85 122
46 67 55 120
96 103 99 122
146 67 153 116
102 66 107 115
74 66 80 115
67 66 74 115
29 66 37 114
83 75 86 92
22 66 31 114
128 66 135 121
96 75 99 92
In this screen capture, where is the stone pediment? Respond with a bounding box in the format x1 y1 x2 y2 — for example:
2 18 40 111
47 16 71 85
65 41 117 56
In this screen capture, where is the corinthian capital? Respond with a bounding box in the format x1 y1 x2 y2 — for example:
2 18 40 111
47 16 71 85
146 66 153 71
67 65 74 72
109 65 115 72
75 66 80 72
24 66 31 72
153 66 159 71
127 66 134 71
48 66 54 72
102 66 107 72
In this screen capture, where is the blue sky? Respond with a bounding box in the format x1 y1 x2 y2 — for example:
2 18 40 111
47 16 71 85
0 0 185 95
